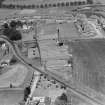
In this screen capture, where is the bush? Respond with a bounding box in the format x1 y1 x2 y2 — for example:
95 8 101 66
9 57 17 65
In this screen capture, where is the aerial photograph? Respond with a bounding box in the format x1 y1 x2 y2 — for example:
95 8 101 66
0 0 105 105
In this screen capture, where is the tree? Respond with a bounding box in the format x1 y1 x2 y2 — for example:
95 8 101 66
66 2 69 6
87 0 93 4
27 5 31 9
8 4 13 8
9 4 15 9
70 2 74 6
12 5 15 9
9 20 22 41
44 4 48 8
1 4 6 8
16 5 19 8
24 86 31 102
9 57 17 65
48 4 52 7
19 5 24 9
36 5 39 8
40 4 44 8
23 5 26 9
78 1 82 5
57 3 60 7
0 0 5 7
53 3 56 7
6 5 10 9
17 20 23 28
61 2 65 7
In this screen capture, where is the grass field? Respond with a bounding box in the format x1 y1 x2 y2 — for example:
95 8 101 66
0 7 105 105
68 38 105 95
0 88 24 105
0 9 20 19
0 64 29 88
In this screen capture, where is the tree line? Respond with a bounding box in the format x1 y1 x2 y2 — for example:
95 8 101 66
0 0 93 9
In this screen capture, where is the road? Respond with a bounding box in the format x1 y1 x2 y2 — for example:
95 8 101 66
0 35 104 105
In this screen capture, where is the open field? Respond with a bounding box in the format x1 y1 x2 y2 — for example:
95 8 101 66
0 88 24 105
68 38 105 95
0 9 20 20
0 64 31 88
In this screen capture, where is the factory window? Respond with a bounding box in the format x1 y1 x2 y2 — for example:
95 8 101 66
87 0 93 4
81 1 86 5
74 1 78 6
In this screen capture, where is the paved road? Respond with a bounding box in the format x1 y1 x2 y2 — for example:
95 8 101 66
0 35 104 105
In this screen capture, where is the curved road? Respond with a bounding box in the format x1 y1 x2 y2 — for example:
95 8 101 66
0 35 103 105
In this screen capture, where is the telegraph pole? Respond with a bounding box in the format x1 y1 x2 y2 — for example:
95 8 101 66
57 28 60 43
33 22 37 39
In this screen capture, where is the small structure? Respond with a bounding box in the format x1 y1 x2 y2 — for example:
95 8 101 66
28 47 39 59
23 40 40 59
